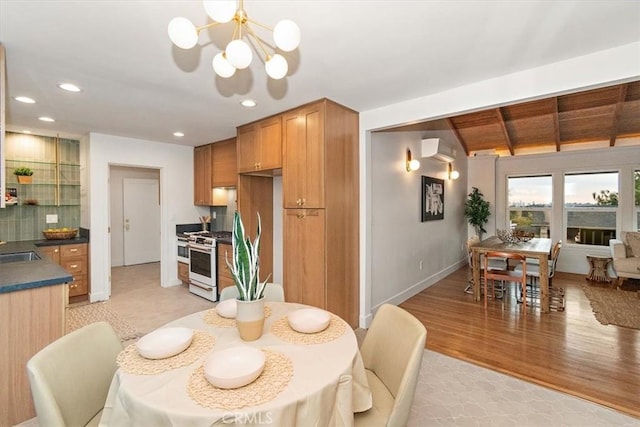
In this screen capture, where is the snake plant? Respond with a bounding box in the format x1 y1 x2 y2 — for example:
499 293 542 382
225 211 269 301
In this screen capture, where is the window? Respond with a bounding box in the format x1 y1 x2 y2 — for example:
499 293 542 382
564 171 618 246
508 175 552 238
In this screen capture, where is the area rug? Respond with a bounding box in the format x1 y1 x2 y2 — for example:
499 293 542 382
66 302 140 341
582 286 640 329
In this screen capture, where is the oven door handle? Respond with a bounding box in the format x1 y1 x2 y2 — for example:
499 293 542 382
189 281 213 292
187 244 212 253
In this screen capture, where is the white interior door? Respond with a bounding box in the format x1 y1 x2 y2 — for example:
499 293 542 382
123 178 160 265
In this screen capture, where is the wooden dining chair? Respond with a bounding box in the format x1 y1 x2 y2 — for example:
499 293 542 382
483 251 528 311
27 321 122 426
514 240 563 309
466 237 508 295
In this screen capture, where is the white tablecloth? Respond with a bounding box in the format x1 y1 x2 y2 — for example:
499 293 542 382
101 302 371 426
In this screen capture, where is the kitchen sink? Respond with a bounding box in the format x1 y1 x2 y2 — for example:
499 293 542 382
0 251 42 264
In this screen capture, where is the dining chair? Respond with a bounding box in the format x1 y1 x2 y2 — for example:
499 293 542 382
355 304 427 427
465 236 508 295
27 321 122 427
219 282 285 302
483 251 528 311
514 240 564 309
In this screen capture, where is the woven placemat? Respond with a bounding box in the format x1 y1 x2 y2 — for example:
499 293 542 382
203 306 272 328
187 349 293 410
270 314 346 345
117 330 215 375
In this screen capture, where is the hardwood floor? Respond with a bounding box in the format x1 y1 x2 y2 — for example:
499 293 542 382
400 266 640 418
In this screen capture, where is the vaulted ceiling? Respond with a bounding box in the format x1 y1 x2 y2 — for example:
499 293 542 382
390 81 640 156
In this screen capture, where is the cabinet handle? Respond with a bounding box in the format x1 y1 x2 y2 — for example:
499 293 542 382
297 213 306 219
296 198 301 206
301 198 306 206
70 264 78 268
70 248 78 252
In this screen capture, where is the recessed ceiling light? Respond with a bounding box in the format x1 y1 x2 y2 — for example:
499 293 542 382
241 99 257 108
38 116 55 122
14 96 36 104
173 131 185 137
57 83 81 92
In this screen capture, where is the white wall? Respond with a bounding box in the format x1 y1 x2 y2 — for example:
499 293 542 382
109 166 160 267
87 133 204 301
359 42 640 327
370 131 467 311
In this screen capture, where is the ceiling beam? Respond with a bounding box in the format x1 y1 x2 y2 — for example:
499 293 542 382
553 97 561 152
609 83 628 147
495 108 514 156
445 118 470 156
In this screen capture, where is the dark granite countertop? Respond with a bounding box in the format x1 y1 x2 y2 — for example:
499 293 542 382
0 241 74 294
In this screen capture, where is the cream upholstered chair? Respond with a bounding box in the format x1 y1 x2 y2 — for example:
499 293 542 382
219 282 285 302
27 321 122 427
355 304 427 427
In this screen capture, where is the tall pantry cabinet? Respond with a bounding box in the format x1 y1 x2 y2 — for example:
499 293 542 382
282 99 359 327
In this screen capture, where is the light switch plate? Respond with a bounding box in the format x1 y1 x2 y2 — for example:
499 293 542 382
46 214 58 224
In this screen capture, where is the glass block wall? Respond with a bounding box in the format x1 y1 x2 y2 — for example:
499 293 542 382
1 132 81 241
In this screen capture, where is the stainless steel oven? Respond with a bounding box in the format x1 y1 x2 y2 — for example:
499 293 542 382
188 238 217 302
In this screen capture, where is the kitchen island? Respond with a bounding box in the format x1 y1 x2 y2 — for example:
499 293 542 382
0 241 72 426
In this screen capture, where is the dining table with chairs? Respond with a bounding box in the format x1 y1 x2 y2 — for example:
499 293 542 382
100 301 372 426
470 236 553 312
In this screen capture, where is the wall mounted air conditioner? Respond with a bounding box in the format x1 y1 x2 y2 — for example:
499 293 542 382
421 138 455 162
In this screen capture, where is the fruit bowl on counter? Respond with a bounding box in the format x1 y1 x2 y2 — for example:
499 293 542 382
42 228 78 240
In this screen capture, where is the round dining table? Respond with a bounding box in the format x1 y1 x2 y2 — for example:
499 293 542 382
101 302 372 426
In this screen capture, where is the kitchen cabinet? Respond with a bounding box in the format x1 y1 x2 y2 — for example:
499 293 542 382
211 138 237 188
194 144 212 205
283 103 325 208
40 242 89 302
216 242 235 292
237 116 282 174
177 261 188 284
282 99 359 327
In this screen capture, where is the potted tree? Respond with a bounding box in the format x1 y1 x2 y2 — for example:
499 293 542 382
14 167 34 184
464 187 491 240
226 211 270 341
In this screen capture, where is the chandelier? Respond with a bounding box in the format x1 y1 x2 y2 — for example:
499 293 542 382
168 0 301 80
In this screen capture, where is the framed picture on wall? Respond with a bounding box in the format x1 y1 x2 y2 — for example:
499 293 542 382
421 175 444 221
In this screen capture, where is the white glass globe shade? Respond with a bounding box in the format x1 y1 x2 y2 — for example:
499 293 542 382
408 159 420 171
212 52 236 78
265 54 288 79
225 39 252 69
450 170 460 180
203 0 236 23
168 17 198 49
273 19 300 52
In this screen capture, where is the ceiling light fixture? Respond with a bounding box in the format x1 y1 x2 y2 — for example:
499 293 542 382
406 149 420 172
168 0 300 80
241 99 256 108
173 131 185 137
38 116 55 123
14 96 36 104
57 83 81 92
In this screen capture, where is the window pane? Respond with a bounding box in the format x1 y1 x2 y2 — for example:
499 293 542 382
564 172 618 245
508 175 552 238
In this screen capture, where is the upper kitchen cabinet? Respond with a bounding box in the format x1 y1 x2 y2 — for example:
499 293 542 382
211 138 237 188
282 102 325 208
194 144 212 205
237 116 282 174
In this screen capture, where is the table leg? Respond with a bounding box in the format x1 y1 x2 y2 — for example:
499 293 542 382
539 254 549 313
472 250 481 302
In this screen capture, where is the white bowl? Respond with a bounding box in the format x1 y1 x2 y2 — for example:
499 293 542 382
136 327 194 359
204 346 265 389
216 299 237 318
287 308 331 334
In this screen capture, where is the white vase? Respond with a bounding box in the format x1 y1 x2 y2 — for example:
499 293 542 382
236 297 265 341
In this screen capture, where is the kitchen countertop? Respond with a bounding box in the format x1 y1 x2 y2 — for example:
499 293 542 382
0 240 76 294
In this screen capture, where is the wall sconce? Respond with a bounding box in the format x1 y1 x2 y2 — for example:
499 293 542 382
448 163 460 180
406 149 420 172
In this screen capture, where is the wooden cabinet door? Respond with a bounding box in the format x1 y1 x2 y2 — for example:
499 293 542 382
211 138 237 187
194 144 212 205
237 124 258 173
39 245 60 263
283 103 324 208
217 243 235 291
178 261 189 284
257 116 282 171
283 209 325 308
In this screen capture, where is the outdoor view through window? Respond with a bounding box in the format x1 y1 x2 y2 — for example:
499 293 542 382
508 175 552 238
